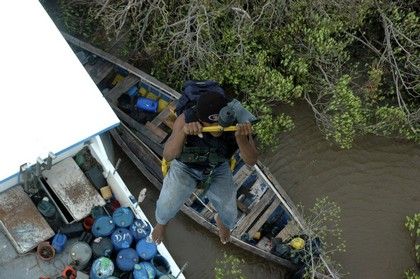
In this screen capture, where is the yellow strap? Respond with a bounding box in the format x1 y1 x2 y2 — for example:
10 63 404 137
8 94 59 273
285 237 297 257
201 125 237 133
161 158 170 177
229 157 237 171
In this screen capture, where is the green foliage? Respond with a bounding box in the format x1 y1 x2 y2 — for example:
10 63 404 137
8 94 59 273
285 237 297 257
214 253 246 279
405 213 420 262
405 269 420 279
49 0 420 150
325 76 365 149
369 106 417 140
307 197 346 255
294 196 346 277
58 1 98 41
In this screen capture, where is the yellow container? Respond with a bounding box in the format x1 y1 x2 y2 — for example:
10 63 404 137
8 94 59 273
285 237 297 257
111 74 125 86
158 99 169 112
139 87 148 97
100 186 113 200
146 92 159 100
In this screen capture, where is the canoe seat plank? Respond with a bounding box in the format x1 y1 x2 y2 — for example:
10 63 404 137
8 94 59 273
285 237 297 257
84 59 114 84
232 190 274 238
145 122 168 143
276 221 300 242
247 199 281 238
234 165 254 190
150 101 177 128
106 74 140 103
0 186 54 254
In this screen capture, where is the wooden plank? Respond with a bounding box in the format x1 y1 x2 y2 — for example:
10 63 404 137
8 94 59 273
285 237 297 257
117 124 163 179
180 205 296 270
85 59 114 84
236 200 250 214
163 114 177 129
106 74 139 103
276 221 300 242
256 163 304 226
150 101 177 127
233 165 254 190
0 186 54 253
107 102 164 152
42 158 105 221
232 190 274 237
63 32 182 100
247 199 281 238
111 129 163 189
145 122 168 143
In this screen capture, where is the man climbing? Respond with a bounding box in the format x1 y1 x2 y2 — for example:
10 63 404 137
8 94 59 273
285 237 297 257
152 90 258 244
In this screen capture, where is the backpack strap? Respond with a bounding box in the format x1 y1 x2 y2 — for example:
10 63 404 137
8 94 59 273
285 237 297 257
184 107 198 123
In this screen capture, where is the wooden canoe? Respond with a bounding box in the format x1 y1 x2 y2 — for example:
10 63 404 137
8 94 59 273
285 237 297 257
63 32 339 277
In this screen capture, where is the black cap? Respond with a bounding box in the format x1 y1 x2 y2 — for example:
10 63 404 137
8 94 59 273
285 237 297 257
196 92 227 123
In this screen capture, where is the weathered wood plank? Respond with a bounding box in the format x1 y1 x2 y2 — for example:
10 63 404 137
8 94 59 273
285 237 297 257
257 163 304 226
107 102 164 153
247 199 281 238
110 129 162 189
85 59 114 84
232 190 274 237
145 122 168 143
180 205 296 270
0 186 54 254
150 101 177 127
276 221 300 241
62 32 182 100
233 165 254 190
118 124 163 180
106 74 139 104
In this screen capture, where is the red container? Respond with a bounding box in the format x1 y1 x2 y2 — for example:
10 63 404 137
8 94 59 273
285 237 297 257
83 216 94 231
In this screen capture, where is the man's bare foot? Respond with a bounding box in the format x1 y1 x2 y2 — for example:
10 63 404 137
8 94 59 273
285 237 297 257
215 214 230 244
152 223 166 244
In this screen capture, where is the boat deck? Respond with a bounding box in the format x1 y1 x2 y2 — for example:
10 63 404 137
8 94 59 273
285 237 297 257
0 229 86 279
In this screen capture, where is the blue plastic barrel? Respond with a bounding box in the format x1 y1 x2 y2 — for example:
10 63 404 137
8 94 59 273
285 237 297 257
112 207 134 228
111 228 134 250
91 206 106 219
130 219 151 241
90 257 114 279
133 262 156 279
136 97 158 113
52 233 67 254
133 264 149 279
92 216 115 237
136 237 157 261
116 248 139 272
152 255 171 277
91 237 113 258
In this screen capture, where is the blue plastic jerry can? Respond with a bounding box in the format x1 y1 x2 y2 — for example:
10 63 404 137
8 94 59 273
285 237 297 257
136 97 158 113
51 233 67 253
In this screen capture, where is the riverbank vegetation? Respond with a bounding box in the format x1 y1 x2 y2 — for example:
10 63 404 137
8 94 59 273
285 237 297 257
296 197 346 278
214 253 246 279
404 213 420 278
43 0 419 149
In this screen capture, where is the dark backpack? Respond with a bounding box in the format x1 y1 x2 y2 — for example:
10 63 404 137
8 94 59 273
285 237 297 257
175 80 225 118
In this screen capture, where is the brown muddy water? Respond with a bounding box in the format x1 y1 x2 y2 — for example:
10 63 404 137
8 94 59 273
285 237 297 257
116 102 419 279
